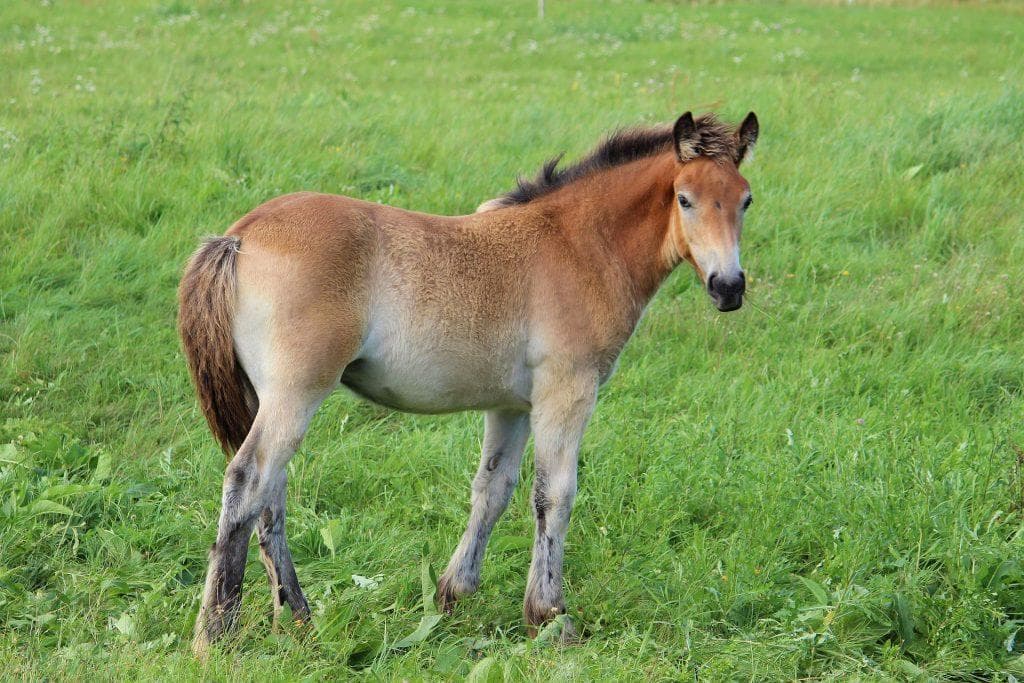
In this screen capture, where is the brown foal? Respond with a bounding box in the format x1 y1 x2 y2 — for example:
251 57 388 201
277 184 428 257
178 110 759 653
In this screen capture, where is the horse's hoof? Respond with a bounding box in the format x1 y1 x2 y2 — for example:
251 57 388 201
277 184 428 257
527 612 578 644
555 616 579 644
291 614 315 638
192 632 212 660
436 574 460 614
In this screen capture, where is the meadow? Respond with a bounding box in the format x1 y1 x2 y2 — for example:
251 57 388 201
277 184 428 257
2 0 1023 679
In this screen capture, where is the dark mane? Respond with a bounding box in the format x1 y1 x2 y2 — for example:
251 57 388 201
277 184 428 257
496 114 739 207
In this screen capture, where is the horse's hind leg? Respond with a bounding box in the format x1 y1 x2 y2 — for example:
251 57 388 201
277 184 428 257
192 391 327 655
438 410 530 611
257 472 310 626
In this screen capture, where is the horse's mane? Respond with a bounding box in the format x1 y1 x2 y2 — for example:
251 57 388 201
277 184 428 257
491 114 739 208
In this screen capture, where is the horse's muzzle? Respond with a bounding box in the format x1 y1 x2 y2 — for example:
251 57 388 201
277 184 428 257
707 271 745 312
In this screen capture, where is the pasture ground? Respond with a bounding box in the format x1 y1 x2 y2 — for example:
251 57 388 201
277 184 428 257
2 1 1023 679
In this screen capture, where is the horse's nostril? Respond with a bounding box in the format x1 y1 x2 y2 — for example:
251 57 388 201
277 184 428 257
707 273 718 292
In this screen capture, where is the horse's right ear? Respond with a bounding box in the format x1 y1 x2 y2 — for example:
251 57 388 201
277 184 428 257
673 112 698 162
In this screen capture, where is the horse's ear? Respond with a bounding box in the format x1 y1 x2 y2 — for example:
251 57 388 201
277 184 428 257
673 112 698 162
735 111 759 165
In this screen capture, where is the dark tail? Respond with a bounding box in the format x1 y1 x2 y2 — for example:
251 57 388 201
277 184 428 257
178 236 257 456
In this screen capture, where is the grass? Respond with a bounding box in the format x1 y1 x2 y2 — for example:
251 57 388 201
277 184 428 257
2 0 1023 679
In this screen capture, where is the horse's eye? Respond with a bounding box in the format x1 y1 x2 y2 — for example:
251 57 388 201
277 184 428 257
678 195 692 209
742 195 753 210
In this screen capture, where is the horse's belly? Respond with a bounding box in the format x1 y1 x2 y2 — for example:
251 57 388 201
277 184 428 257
339 353 529 414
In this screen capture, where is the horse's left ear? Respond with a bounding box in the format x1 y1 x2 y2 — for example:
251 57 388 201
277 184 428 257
735 112 759 165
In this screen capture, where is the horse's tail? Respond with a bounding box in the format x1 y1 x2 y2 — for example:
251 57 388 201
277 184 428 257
178 236 257 457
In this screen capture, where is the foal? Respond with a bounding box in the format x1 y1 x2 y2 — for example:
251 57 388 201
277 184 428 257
179 111 759 653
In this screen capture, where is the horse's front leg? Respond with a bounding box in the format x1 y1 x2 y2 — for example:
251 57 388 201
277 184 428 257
524 370 597 640
438 410 530 612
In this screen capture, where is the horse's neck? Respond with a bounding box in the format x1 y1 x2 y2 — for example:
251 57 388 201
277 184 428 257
545 155 678 313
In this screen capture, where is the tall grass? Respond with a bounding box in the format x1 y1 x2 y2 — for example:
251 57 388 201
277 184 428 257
2 1 1023 679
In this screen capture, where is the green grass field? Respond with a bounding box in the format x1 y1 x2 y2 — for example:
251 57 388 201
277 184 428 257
2 0 1023 679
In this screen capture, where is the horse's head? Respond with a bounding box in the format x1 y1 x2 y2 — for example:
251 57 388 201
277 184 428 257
665 111 759 312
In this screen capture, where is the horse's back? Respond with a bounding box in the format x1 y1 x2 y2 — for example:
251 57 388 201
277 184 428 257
223 192 537 411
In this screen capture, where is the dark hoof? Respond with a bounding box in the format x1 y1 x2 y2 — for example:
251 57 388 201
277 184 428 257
436 574 460 614
192 615 231 658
